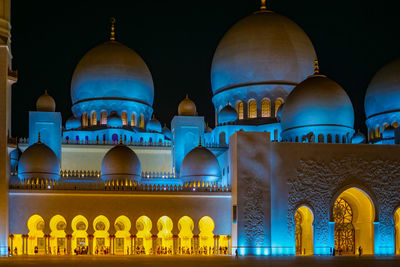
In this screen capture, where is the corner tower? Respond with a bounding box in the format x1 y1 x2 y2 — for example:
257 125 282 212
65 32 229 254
0 0 17 256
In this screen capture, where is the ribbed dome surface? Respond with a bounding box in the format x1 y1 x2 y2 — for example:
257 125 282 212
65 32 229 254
36 91 56 112
101 144 141 181
218 104 238 124
211 10 316 95
281 75 354 132
178 95 197 116
180 146 221 182
18 142 60 180
71 41 154 108
365 58 400 119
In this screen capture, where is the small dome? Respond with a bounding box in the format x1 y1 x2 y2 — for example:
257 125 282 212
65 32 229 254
18 140 60 180
382 125 396 139
281 69 354 140
218 104 238 124
365 58 400 119
178 95 197 116
351 131 366 144
107 111 123 128
101 144 141 182
180 145 221 183
36 90 56 112
65 116 81 130
146 116 162 133
162 125 172 139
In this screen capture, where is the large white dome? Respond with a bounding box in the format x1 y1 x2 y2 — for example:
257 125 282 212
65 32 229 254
211 10 316 96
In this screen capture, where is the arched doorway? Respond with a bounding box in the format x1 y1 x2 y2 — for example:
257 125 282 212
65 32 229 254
178 216 194 255
114 215 132 255
156 216 173 255
198 216 214 255
27 215 45 255
49 215 67 255
93 215 110 255
71 215 88 254
395 208 400 255
333 187 375 255
294 206 314 255
136 216 152 254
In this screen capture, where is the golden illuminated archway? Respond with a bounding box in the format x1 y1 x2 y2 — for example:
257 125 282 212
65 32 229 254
49 215 67 254
198 216 215 255
93 215 110 254
136 215 152 254
71 215 88 252
294 206 314 255
27 214 45 255
114 215 132 255
157 216 173 254
178 216 194 254
333 187 375 255
395 208 400 255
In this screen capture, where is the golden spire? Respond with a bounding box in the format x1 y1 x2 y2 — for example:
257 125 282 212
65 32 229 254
44 89 48 95
198 136 202 147
185 94 189 99
260 0 267 10
110 17 116 41
314 58 320 75
38 132 41 143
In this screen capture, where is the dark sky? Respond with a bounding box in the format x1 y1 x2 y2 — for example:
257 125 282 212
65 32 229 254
10 0 400 137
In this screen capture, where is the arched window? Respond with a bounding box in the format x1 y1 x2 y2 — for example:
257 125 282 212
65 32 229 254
375 126 380 138
369 128 374 140
112 134 118 144
327 134 332 143
392 122 399 128
82 112 88 127
275 98 284 117
335 134 340 143
121 112 128 126
295 136 299 142
90 111 97 126
131 113 137 127
139 114 145 129
318 134 324 143
100 111 107 125
261 98 271 117
247 99 257 118
219 132 226 146
342 135 346 144
235 101 244 120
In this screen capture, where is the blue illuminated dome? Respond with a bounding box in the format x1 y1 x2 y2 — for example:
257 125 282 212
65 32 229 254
180 144 221 183
18 140 60 180
101 144 141 182
107 111 123 128
71 40 154 119
218 104 238 125
351 131 366 144
281 66 354 143
211 8 316 112
65 116 81 130
146 116 162 133
365 58 400 132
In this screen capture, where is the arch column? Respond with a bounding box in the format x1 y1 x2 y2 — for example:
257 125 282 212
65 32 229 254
44 234 49 254
151 235 157 255
66 234 72 255
130 234 134 255
172 235 178 255
88 234 94 255
193 235 199 255
215 235 219 255
227 235 231 255
9 234 13 255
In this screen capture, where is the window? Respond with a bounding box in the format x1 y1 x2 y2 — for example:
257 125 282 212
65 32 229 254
90 111 97 126
335 134 340 143
100 111 107 125
261 98 271 117
131 113 137 127
248 99 257 118
318 134 324 143
236 101 244 120
275 98 284 117
121 112 127 126
139 114 145 129
82 112 88 127
375 126 380 138
392 122 399 128
327 134 332 143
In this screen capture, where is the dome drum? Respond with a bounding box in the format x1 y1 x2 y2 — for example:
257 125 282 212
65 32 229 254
281 125 354 144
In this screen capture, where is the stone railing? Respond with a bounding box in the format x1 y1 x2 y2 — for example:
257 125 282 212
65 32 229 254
62 139 172 147
141 171 176 179
204 142 228 149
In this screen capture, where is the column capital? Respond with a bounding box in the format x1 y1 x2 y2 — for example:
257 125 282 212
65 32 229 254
87 234 94 239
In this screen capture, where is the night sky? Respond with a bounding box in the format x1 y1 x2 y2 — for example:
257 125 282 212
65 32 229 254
10 0 400 138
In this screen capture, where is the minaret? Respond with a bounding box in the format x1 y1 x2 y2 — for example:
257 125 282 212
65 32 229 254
0 0 17 256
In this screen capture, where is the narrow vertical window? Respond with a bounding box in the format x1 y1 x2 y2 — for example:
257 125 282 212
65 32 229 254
275 98 284 117
248 99 257 118
261 98 271 117
236 101 244 120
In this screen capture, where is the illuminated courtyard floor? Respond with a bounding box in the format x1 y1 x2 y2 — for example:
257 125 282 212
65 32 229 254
0 255 400 267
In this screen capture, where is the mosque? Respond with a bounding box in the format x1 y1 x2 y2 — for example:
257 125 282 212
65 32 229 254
1 0 400 257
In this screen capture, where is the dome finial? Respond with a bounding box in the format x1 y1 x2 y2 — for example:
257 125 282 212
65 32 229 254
44 89 48 95
260 0 267 10
314 58 320 74
185 94 189 99
110 17 116 41
198 136 202 147
38 132 41 143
